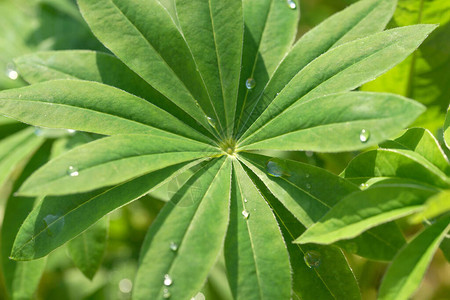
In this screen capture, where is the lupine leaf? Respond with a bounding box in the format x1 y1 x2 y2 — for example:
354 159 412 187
249 169 361 300
224 160 291 300
378 215 450 300
239 153 406 261
239 92 425 152
1 142 51 299
77 0 218 136
14 50 214 139
240 24 437 141
296 185 438 245
235 0 299 133
237 0 397 135
18 134 219 196
134 158 231 300
0 127 44 189
11 159 206 260
67 216 108 280
176 0 243 136
0 79 212 143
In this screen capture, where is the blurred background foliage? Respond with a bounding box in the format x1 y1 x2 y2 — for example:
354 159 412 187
0 0 448 299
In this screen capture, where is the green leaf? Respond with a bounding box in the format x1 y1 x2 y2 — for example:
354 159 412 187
77 0 218 137
11 159 205 260
239 92 425 152
0 127 44 189
240 24 437 141
176 0 243 136
18 134 219 196
343 127 450 189
380 128 450 175
378 215 450 300
67 216 108 280
134 158 232 300
237 0 397 135
238 153 357 227
362 0 450 132
14 50 214 139
250 170 361 300
1 142 51 299
445 106 450 150
440 237 450 262
235 0 299 133
239 153 406 261
296 185 438 245
409 190 450 224
0 79 212 143
224 160 290 300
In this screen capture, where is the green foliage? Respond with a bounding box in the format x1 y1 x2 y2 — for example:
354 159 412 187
0 0 448 299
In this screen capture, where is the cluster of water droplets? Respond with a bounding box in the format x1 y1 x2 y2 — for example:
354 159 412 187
67 166 79 177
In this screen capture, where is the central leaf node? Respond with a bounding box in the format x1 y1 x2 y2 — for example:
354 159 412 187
219 138 237 156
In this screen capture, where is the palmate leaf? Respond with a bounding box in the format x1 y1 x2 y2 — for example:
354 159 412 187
0 0 440 299
378 215 450 300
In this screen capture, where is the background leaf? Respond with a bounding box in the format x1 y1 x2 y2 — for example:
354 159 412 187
67 216 108 280
362 0 450 132
378 215 450 300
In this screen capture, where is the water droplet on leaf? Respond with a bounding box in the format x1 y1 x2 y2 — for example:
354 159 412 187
170 242 178 252
359 129 370 143
164 274 173 286
359 183 369 190
244 198 248 203
206 116 217 128
304 250 321 268
287 0 297 9
67 166 79 177
266 159 288 177
119 278 133 293
246 78 256 90
306 184 311 189
163 289 171 298
242 210 250 219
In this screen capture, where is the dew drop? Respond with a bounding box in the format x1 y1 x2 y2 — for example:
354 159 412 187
306 183 311 189
245 78 256 90
66 129 76 134
164 274 173 286
119 278 133 293
305 173 310 179
163 288 171 299
6 65 18 80
67 166 79 177
359 129 370 143
244 198 248 203
359 183 369 190
304 250 321 268
242 210 250 219
287 0 297 9
169 242 178 252
206 116 217 128
266 159 286 177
